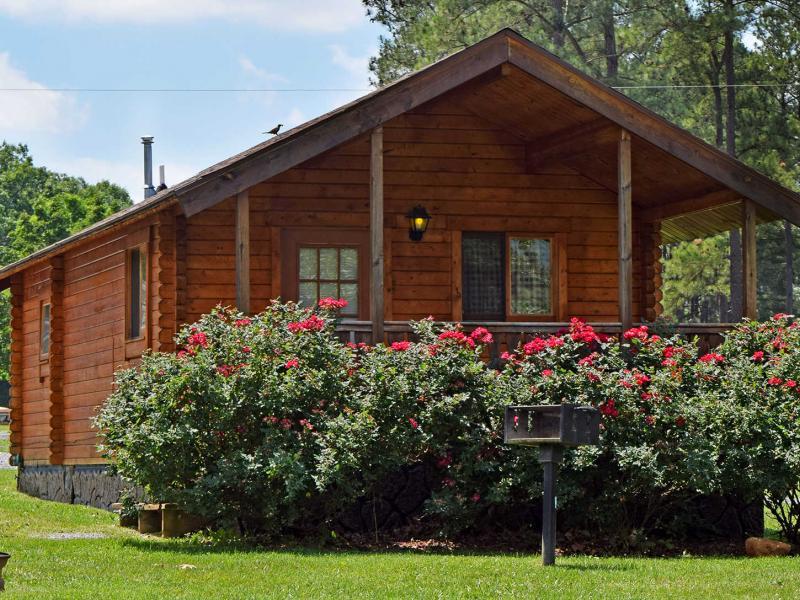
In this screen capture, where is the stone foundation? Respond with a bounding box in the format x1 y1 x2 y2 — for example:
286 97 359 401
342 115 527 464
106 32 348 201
17 464 124 510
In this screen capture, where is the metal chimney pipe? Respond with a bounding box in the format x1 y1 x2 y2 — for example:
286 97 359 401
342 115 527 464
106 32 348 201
141 136 155 199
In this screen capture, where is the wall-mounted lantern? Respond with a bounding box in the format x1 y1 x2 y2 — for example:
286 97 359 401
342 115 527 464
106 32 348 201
406 205 431 241
504 403 600 566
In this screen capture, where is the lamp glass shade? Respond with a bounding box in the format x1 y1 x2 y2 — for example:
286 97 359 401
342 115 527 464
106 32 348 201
407 205 431 241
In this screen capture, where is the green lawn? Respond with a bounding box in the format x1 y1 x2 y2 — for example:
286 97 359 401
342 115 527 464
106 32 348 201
0 423 8 453
0 470 798 599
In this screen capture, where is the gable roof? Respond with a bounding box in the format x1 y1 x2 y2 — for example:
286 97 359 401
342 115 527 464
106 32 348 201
1 28 799 286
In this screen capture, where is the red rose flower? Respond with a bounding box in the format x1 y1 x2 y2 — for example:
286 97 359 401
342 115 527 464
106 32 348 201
469 327 494 345
390 341 411 351
408 417 419 429
318 297 348 311
285 358 299 369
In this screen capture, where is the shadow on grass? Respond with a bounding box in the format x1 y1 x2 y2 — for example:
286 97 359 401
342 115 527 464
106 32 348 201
118 538 639 570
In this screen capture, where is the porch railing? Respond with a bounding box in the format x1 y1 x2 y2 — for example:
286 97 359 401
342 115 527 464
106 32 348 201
336 321 735 355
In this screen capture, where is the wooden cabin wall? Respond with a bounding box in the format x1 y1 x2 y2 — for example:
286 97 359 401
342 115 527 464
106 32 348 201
12 213 178 465
19 263 52 463
252 97 643 322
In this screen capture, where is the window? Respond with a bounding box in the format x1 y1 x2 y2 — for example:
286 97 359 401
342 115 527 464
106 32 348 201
40 302 51 358
298 246 359 316
462 233 505 321
509 237 551 316
462 233 558 321
127 246 148 340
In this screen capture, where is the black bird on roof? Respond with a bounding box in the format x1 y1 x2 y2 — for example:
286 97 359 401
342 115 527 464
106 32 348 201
263 124 283 136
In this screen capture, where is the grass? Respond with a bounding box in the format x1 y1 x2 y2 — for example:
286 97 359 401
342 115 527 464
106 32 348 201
0 470 798 599
0 423 8 453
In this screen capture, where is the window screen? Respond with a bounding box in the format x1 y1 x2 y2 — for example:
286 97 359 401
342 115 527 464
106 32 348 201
128 247 147 339
298 246 358 316
510 237 552 315
462 233 505 321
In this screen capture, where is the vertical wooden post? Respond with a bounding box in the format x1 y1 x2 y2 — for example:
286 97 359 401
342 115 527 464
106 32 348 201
175 212 187 326
154 211 177 352
9 274 24 462
48 256 64 465
370 126 384 344
618 129 633 332
742 199 758 320
235 190 250 313
451 230 462 321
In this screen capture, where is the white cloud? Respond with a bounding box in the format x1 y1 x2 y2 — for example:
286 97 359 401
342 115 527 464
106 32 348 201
329 44 371 87
238 56 287 84
284 107 306 129
48 156 198 203
0 0 366 33
0 53 87 133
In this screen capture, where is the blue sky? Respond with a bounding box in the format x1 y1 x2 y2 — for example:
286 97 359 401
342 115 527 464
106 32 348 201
0 1 385 201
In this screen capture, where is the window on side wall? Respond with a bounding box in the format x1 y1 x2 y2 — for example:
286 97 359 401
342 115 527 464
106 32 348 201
127 246 148 340
462 233 558 322
40 302 51 359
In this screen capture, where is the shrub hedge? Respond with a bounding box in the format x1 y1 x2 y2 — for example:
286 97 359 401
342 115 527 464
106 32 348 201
95 303 800 544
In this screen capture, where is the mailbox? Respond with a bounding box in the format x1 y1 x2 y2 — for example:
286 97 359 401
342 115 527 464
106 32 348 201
504 404 600 447
503 402 600 566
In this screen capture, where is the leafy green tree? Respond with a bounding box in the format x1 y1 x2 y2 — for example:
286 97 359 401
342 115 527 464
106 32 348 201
0 143 131 381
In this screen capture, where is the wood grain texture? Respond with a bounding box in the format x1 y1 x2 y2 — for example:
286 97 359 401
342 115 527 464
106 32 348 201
370 127 385 343
743 199 758 319
617 129 633 331
9 273 24 458
235 191 251 313
48 255 65 464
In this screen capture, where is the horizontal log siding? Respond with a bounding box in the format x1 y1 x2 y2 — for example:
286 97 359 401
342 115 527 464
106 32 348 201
254 98 641 322
20 264 51 461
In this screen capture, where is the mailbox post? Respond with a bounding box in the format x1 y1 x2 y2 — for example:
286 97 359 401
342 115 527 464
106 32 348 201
504 404 600 566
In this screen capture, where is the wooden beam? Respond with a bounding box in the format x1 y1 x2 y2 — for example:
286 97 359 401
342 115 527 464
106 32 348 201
525 120 616 171
639 189 741 223
175 211 187 326
618 129 633 331
8 274 23 461
270 226 281 301
451 230 462 321
742 199 758 319
48 255 64 465
235 190 250 313
370 127 385 344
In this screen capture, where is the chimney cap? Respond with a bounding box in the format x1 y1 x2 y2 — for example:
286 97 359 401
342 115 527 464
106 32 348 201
141 136 154 143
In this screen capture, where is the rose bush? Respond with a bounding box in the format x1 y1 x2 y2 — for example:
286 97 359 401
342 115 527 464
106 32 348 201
96 304 800 544
96 300 356 534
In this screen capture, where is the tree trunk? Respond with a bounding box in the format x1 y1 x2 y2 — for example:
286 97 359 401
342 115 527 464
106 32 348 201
709 50 724 148
723 1 742 321
551 0 565 48
785 220 794 313
602 4 618 80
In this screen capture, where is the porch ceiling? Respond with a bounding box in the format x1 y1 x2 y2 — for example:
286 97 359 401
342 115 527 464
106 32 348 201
452 65 736 211
447 64 784 242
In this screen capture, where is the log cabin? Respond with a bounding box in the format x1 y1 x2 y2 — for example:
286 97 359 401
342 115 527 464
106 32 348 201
2 29 800 507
